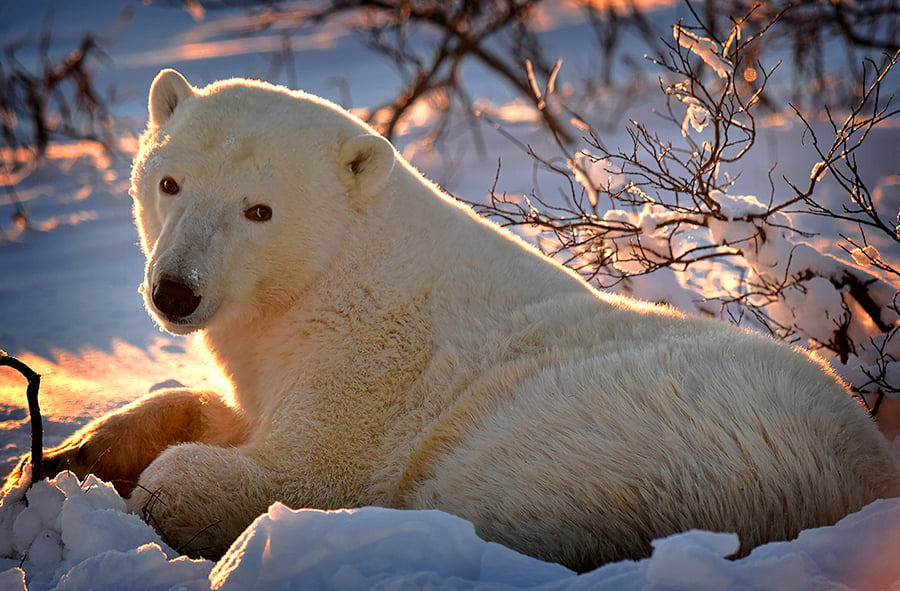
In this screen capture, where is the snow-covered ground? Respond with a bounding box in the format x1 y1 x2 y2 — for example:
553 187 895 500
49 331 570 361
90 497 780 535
2 469 899 591
1 2 899 590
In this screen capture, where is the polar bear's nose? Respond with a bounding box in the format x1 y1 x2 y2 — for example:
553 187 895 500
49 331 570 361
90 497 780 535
152 278 202 318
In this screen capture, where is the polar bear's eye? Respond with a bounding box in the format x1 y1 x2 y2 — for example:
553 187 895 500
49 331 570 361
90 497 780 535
244 204 273 222
160 176 180 195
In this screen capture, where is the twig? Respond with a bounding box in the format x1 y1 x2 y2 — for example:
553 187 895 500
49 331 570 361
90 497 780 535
0 351 43 482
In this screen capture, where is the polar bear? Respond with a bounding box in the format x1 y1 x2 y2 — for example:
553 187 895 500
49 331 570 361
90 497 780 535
4 69 898 571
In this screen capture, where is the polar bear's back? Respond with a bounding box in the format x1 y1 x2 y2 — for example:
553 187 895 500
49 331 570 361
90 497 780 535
406 293 898 570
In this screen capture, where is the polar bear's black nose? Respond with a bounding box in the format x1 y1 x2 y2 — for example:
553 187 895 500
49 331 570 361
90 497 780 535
152 278 201 318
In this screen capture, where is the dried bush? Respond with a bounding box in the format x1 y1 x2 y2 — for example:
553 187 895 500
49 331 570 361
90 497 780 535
0 18 124 231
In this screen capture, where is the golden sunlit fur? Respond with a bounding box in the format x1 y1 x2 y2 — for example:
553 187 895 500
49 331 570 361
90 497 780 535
9 69 898 571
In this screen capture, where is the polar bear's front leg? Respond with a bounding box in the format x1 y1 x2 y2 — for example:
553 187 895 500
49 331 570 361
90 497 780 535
126 444 275 558
2 388 246 497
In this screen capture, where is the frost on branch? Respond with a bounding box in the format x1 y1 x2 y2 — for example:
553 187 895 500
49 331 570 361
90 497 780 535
703 192 897 376
673 25 733 79
567 151 622 208
850 245 881 267
680 97 711 136
810 161 828 182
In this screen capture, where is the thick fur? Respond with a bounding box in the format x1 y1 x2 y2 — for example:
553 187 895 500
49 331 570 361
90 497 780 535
8 69 898 570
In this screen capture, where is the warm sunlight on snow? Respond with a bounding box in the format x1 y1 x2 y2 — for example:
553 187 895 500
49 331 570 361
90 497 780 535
0 142 115 188
532 0 678 31
572 0 679 11
118 35 336 69
0 337 228 423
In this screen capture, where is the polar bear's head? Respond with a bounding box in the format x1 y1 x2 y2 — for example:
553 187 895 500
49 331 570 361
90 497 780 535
130 69 396 334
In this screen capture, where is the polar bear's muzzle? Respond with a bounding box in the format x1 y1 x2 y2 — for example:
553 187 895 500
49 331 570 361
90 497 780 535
152 277 202 320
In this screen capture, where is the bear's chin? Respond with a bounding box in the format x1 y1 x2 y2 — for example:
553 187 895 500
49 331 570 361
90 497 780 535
154 319 203 335
148 310 208 335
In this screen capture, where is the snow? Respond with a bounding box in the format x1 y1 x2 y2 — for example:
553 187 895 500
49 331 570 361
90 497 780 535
2 470 899 590
645 531 738 590
1 1 899 589
567 151 621 207
673 25 733 79
850 244 881 266
810 161 828 182
681 96 711 135
0 470 211 591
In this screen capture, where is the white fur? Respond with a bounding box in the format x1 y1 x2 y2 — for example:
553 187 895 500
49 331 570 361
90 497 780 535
37 69 900 570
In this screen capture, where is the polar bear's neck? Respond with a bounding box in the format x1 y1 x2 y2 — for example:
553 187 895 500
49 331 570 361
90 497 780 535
380 161 592 306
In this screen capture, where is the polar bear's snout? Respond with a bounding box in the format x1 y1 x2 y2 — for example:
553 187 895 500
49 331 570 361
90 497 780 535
152 277 202 319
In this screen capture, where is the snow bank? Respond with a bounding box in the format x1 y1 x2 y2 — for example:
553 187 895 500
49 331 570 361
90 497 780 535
2 471 899 590
0 470 211 591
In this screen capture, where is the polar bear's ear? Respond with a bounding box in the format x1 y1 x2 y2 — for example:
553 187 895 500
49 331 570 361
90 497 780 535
149 69 195 127
338 134 396 202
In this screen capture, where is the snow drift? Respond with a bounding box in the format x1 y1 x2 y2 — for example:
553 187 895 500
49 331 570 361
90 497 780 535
1 469 899 591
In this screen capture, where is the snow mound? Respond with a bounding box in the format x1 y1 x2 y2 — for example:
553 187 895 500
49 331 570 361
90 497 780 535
0 470 211 591
1 471 899 590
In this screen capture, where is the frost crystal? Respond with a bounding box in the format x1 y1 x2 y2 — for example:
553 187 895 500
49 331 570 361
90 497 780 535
850 245 880 266
810 161 828 181
722 22 742 56
673 25 733 79
222 135 236 148
681 97 710 136
668 80 711 137
569 151 621 207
